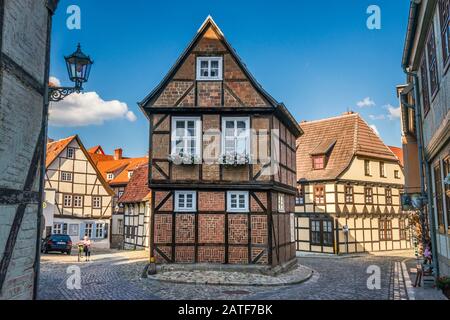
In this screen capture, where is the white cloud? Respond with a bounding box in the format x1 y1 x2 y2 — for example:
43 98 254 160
49 92 137 127
357 97 376 108
369 114 385 120
369 124 380 136
385 104 401 120
49 76 61 87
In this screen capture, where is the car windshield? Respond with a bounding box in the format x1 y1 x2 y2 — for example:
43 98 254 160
51 235 71 241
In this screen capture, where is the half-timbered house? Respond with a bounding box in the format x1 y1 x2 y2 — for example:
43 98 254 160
295 112 412 254
139 16 302 266
119 164 151 250
44 136 114 248
89 146 148 248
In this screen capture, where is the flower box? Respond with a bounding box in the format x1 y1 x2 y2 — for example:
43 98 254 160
219 152 250 166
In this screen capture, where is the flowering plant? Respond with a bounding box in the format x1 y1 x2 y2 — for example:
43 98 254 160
219 152 250 166
169 152 200 165
436 277 450 290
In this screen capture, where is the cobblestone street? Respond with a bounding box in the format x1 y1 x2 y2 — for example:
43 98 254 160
37 250 425 300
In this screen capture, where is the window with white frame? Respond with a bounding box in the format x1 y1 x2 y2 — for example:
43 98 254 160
196 57 223 80
84 223 93 238
96 223 105 238
107 173 114 180
227 191 249 213
53 223 64 235
171 117 201 157
67 148 75 159
61 171 73 182
278 194 285 212
128 171 134 179
175 191 197 212
222 117 250 156
63 194 72 207
92 196 101 209
73 195 83 208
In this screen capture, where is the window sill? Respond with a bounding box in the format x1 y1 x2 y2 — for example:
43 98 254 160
196 78 223 82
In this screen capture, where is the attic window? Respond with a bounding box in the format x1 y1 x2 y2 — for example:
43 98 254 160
107 173 114 180
196 57 222 80
128 171 134 179
312 156 325 170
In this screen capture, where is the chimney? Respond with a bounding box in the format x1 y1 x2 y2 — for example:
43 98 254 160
114 148 123 160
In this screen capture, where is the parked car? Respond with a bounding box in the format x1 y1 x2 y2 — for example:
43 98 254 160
41 234 72 255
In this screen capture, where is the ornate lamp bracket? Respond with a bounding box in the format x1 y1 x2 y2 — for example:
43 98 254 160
49 86 81 102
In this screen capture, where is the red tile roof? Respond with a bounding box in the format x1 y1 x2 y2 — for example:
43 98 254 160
119 164 151 203
297 113 399 182
46 136 77 168
388 146 404 167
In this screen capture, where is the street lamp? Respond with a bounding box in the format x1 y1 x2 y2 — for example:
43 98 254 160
49 44 93 102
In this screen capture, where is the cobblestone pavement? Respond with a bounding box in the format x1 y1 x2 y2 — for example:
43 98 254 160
38 250 421 300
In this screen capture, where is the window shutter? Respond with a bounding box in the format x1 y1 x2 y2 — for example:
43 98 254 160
92 223 97 239
63 224 68 235
79 223 86 240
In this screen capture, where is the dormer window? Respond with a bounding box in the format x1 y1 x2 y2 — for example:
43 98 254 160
312 156 325 170
128 171 134 179
107 173 114 180
196 57 223 80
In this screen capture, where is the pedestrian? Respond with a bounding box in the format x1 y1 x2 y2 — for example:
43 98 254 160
82 236 91 262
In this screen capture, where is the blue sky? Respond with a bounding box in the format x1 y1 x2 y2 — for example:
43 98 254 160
49 0 410 157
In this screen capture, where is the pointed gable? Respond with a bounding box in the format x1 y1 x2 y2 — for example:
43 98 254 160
139 16 275 109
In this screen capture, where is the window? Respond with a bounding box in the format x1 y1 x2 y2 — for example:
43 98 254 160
67 148 75 159
73 195 83 208
172 117 201 157
444 157 450 232
440 0 450 66
365 187 373 204
434 163 445 231
385 188 392 205
222 117 250 156
311 220 321 245
92 196 101 209
345 186 354 204
96 223 105 238
278 194 285 212
118 219 123 235
227 191 249 213
128 171 134 179
63 194 72 207
380 162 386 178
312 156 325 170
394 170 400 179
107 173 114 180
399 219 407 240
296 185 305 205
364 160 371 176
379 220 392 241
427 26 439 96
196 57 223 80
314 186 325 205
61 172 73 182
175 191 197 212
118 191 124 198
84 223 93 238
311 220 333 247
421 58 431 115
53 223 67 235
68 224 79 237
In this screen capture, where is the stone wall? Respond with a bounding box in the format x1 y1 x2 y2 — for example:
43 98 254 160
0 0 57 300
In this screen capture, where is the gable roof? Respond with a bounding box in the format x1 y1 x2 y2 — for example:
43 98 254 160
138 16 302 137
118 164 151 204
45 136 115 196
388 146 404 167
94 156 148 186
297 113 399 182
46 136 77 168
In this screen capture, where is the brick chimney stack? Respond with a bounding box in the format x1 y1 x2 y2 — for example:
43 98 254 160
114 148 123 160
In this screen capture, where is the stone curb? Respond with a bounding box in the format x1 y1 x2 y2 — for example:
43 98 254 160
147 266 314 287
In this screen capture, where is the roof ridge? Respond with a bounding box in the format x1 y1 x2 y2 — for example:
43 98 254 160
299 113 359 126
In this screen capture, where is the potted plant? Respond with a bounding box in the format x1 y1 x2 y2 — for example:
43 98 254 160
436 276 450 299
219 152 250 167
168 151 200 165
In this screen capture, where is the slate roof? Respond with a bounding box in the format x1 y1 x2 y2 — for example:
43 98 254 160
297 112 399 182
118 164 151 204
